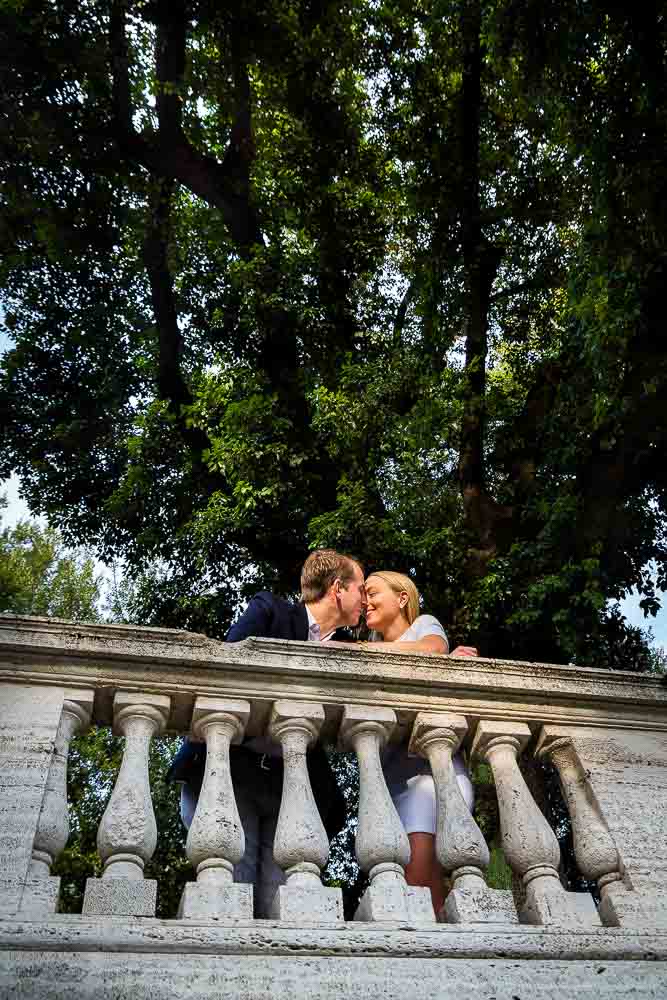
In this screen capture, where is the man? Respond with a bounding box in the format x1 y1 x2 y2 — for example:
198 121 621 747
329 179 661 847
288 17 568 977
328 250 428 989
169 549 365 917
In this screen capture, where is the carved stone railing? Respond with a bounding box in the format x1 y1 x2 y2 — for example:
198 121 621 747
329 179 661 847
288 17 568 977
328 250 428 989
4 615 667 997
2 615 667 949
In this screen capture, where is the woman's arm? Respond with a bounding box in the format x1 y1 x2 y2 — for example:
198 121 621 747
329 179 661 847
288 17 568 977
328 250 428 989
360 635 448 654
359 639 478 655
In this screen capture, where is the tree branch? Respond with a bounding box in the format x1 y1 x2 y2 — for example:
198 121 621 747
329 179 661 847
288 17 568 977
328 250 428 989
109 0 262 253
490 276 555 303
392 277 418 346
455 2 510 563
154 0 185 146
143 179 187 411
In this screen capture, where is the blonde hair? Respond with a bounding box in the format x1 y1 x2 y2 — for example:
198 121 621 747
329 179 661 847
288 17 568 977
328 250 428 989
301 549 363 603
366 571 420 625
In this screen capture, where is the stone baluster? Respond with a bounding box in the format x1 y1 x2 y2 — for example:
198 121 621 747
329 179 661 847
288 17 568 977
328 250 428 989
83 692 170 916
410 712 517 924
178 697 253 919
472 719 598 927
267 700 343 922
340 705 433 922
536 725 630 926
20 690 94 915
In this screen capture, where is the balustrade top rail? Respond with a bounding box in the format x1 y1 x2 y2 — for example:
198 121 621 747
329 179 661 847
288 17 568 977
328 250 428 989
1 614 666 739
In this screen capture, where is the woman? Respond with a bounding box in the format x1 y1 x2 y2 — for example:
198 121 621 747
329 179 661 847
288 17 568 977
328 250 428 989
360 570 476 915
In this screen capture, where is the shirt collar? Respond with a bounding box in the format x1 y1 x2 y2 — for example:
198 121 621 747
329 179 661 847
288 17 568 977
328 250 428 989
305 605 335 642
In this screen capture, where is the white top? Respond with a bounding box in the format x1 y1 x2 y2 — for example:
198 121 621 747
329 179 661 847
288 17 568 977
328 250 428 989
383 612 458 791
396 614 448 648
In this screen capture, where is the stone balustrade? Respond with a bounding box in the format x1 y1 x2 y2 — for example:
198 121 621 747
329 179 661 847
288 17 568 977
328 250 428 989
2 615 667 998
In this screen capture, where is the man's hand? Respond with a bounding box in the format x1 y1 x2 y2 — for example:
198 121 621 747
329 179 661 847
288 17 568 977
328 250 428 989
450 645 479 658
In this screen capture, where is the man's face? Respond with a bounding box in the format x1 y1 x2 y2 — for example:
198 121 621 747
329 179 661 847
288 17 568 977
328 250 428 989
335 563 366 627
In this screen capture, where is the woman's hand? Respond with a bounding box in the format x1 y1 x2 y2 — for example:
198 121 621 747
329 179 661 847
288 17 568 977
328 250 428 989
450 645 479 658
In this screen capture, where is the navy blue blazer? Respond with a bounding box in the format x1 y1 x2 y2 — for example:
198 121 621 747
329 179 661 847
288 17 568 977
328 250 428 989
226 591 310 642
226 591 352 643
168 592 350 837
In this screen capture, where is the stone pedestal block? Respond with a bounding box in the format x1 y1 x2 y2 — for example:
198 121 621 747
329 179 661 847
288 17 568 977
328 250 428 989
520 870 600 928
354 871 434 923
0 683 66 916
177 881 253 920
599 880 667 928
269 882 343 923
19 876 61 917
82 876 157 917
406 886 437 922
443 885 518 924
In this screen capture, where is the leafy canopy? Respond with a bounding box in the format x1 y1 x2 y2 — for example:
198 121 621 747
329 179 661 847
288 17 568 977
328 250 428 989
1 1 666 664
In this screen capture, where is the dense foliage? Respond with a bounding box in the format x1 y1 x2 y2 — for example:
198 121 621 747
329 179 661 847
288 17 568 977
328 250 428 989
0 502 100 618
1 1 666 664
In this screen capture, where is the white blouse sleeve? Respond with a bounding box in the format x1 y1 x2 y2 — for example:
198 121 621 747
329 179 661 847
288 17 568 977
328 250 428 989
406 614 448 647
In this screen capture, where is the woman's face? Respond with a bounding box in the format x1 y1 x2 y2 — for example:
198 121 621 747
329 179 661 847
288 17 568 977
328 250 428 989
364 575 407 633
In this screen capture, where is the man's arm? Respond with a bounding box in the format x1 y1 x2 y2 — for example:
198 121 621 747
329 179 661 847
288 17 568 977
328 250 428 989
226 592 275 642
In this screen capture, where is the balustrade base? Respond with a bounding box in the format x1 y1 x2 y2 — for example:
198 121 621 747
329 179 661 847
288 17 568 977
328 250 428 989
269 882 343 923
2 918 667 1000
82 877 157 917
18 876 61 917
521 879 600 928
177 880 253 920
600 883 667 928
442 885 518 924
354 880 435 923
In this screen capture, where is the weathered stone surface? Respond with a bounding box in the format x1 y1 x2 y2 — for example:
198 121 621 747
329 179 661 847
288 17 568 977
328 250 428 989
177 881 253 920
96 692 169 880
182 698 250 916
2 951 667 999
354 871 434 923
269 702 329 875
0 683 64 916
471 720 597 927
4 617 667 998
535 724 667 929
269 881 343 923
340 707 409 875
537 726 621 884
406 886 436 922
81 877 157 917
411 712 497 926
600 880 667 928
4 616 667 739
3 916 667 960
20 692 94 920
17 877 61 917
444 885 517 924
519 872 600 928
564 729 667 900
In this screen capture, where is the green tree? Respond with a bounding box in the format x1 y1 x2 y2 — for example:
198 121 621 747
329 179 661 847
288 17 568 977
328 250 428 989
1 0 665 665
0 505 100 619
0 502 191 914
